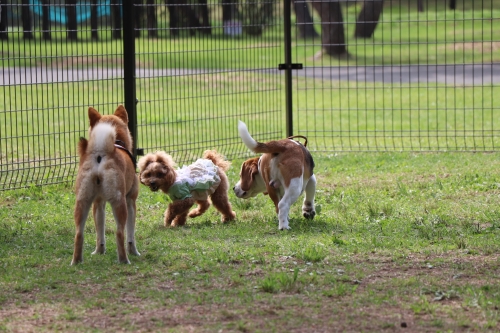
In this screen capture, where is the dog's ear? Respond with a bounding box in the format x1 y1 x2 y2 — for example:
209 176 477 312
114 105 129 124
88 107 101 127
155 151 176 168
239 158 259 191
137 154 154 173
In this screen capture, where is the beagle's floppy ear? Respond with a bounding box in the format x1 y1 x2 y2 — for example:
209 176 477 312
239 157 260 192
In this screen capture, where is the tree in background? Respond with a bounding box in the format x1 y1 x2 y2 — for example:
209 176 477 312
0 0 8 40
293 0 318 39
66 0 77 40
310 0 348 58
354 0 384 39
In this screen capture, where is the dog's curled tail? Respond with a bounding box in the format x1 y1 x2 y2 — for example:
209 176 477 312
203 150 231 172
87 122 117 156
238 120 286 154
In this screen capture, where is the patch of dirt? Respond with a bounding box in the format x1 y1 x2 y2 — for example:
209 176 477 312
447 41 500 52
1 253 499 332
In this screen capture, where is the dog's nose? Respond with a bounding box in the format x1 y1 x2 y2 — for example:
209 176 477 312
150 181 156 187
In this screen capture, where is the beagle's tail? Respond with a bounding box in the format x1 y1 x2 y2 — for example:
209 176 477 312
238 120 287 154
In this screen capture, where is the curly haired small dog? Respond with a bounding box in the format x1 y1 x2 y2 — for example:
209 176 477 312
138 150 236 227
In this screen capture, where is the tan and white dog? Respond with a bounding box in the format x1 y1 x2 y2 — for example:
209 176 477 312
233 121 316 230
71 105 140 265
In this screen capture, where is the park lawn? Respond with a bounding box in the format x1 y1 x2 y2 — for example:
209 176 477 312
2 2 500 68
1 152 500 332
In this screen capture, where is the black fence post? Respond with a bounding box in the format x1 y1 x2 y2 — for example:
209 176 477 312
122 1 139 157
283 0 293 137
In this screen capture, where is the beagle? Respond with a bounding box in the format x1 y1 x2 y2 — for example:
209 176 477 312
233 121 317 230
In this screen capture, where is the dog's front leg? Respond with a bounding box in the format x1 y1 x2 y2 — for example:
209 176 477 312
164 204 176 227
111 199 131 264
91 199 106 255
302 175 317 219
165 199 195 226
71 199 92 265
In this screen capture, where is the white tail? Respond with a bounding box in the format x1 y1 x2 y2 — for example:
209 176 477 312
88 122 116 155
238 120 258 151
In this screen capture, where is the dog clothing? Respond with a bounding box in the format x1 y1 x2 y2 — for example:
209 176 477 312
167 159 221 201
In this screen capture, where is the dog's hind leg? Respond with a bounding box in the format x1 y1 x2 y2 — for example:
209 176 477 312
211 173 236 223
188 200 210 218
71 198 92 265
278 178 303 230
302 175 316 220
91 199 106 255
126 196 140 256
111 199 130 264
211 191 236 223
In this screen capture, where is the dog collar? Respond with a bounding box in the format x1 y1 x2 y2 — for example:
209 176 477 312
114 140 137 167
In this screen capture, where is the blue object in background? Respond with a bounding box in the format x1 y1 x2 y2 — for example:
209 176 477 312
29 0 118 25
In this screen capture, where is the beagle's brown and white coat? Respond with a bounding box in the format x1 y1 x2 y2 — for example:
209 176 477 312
233 121 316 230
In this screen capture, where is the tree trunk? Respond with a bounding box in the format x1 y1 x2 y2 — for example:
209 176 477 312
354 0 383 39
310 0 348 58
417 0 424 12
222 0 239 22
42 0 51 40
66 0 78 40
91 0 99 40
165 0 179 36
0 1 8 40
165 0 203 36
198 0 211 34
134 0 142 38
111 0 121 39
147 0 158 38
22 0 33 40
293 0 318 39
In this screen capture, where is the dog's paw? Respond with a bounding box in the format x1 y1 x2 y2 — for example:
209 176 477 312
91 244 106 255
303 210 316 219
128 242 141 256
222 211 236 223
278 222 290 230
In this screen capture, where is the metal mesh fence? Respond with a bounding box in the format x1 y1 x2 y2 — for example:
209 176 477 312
1 0 284 190
292 0 499 152
1 0 499 191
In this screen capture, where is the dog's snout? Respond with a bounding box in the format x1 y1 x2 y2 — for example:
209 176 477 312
150 181 156 187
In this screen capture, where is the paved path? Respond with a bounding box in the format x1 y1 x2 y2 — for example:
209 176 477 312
2 64 499 85
295 64 500 85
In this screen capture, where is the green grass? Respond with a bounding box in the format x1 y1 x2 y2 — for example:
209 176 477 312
3 1 500 68
1 152 500 331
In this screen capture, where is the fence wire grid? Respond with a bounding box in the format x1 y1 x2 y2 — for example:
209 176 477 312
1 0 499 190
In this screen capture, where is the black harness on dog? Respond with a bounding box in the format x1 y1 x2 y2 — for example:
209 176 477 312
114 140 137 168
